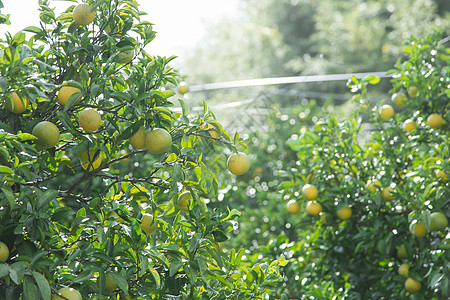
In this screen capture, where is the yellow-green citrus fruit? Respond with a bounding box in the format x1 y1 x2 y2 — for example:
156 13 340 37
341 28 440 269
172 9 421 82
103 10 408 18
409 220 426 237
145 128 172 154
129 127 147 150
78 108 102 132
140 214 157 235
404 277 421 293
427 114 443 129
398 263 410 278
73 4 95 26
76 148 103 171
227 152 251 175
302 184 318 200
0 241 9 262
366 179 382 193
178 82 189 95
103 274 118 293
392 92 407 106
178 191 192 213
6 92 28 114
115 50 135 64
397 244 408 259
57 86 81 105
379 104 394 120
336 206 352 220
52 287 82 300
306 201 322 216
286 200 301 214
403 119 416 133
32 121 60 149
408 86 418 98
429 212 448 231
381 186 395 201
435 169 448 179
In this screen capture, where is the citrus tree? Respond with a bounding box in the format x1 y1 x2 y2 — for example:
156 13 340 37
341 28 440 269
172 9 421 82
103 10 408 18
0 1 284 299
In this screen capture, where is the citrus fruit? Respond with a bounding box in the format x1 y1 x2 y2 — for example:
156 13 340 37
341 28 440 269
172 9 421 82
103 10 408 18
408 86 418 98
429 212 448 231
140 214 157 235
404 277 421 293
129 127 147 149
57 86 81 105
100 274 118 293
32 121 60 149
427 114 443 129
145 128 172 154
115 50 134 64
78 108 102 132
178 191 192 213
302 184 318 200
379 104 394 120
227 152 251 175
73 4 95 26
398 263 410 278
0 241 9 262
397 244 408 259
392 92 407 106
366 179 382 193
403 119 416 133
52 287 82 300
286 200 301 214
381 186 395 201
178 82 189 95
76 147 103 171
336 206 352 220
409 220 426 237
6 92 28 114
306 201 322 216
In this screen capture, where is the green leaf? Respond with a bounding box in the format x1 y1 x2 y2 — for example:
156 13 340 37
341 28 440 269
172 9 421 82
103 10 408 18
0 165 13 174
148 267 161 288
109 272 128 294
32 271 51 300
16 133 36 142
37 189 58 211
1 187 15 208
23 26 41 34
23 275 37 300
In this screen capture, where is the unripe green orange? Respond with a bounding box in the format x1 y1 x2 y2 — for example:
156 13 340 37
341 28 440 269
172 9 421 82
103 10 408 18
227 152 251 175
32 121 60 149
145 128 172 154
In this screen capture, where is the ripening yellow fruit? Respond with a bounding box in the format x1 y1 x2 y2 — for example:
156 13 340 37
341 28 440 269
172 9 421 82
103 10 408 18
32 121 60 149
102 274 118 293
6 92 28 113
52 287 82 300
76 148 103 171
0 241 9 262
145 128 172 154
379 104 394 120
404 277 421 293
408 86 418 98
392 92 407 106
397 244 408 259
227 152 251 175
366 179 382 193
140 214 157 235
178 191 192 213
381 186 395 201
78 109 102 132
73 4 95 26
403 119 416 133
336 206 352 220
115 50 135 64
306 201 322 216
398 263 410 278
427 114 443 129
409 220 426 237
178 82 189 95
435 169 448 179
129 127 147 149
302 184 318 200
57 86 81 105
286 200 301 214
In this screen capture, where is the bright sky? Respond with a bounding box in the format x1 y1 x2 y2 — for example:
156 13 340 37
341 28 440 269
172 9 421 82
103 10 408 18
1 0 239 58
